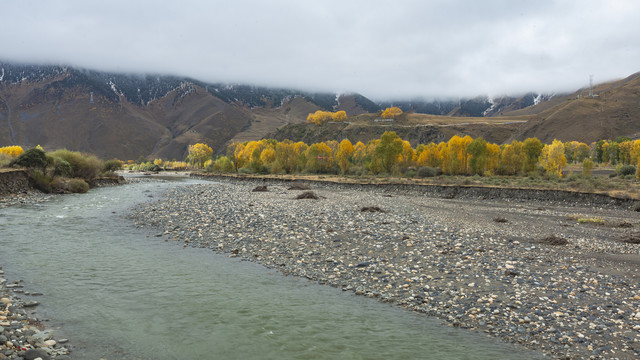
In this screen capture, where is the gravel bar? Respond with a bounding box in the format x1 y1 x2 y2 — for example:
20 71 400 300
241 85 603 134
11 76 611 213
130 178 640 359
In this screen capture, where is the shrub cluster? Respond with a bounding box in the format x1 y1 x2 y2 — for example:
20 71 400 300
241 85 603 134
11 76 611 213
2 147 110 194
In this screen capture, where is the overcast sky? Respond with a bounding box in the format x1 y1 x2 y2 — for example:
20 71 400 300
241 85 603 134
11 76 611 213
2 0 639 99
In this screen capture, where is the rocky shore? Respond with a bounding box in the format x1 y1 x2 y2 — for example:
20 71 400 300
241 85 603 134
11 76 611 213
0 268 70 360
131 177 640 359
0 174 132 360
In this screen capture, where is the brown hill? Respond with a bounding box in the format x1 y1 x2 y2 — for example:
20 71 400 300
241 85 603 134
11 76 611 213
266 112 523 147
2 62 639 161
0 77 255 160
506 73 640 143
0 64 385 160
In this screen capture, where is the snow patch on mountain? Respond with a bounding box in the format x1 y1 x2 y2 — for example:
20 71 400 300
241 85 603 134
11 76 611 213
483 97 497 116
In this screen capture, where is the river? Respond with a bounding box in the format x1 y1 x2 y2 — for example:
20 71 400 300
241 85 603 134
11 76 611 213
0 176 539 359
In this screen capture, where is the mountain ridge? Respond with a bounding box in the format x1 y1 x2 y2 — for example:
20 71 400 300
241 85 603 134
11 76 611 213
1 61 637 159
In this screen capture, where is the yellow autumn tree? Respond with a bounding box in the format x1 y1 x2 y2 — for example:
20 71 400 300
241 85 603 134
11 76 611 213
0 146 24 158
352 141 366 166
398 140 415 172
230 143 246 171
274 140 297 173
260 147 276 168
617 140 632 165
417 142 441 168
307 110 348 125
485 143 501 175
630 140 640 165
381 107 403 119
187 143 213 168
335 139 354 174
305 142 333 173
364 139 382 174
332 111 347 122
539 139 567 178
444 135 471 175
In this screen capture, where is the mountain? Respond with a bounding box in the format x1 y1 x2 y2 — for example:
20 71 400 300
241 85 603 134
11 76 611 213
505 72 640 143
2 61 636 160
268 74 640 147
0 63 343 159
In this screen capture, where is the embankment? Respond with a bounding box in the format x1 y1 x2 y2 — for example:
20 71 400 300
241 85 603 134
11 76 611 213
0 170 31 195
192 172 640 211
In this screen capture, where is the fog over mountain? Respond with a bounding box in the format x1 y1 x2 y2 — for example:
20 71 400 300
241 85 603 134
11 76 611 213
2 1 639 99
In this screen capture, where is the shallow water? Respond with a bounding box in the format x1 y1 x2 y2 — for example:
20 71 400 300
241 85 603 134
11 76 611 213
0 178 539 359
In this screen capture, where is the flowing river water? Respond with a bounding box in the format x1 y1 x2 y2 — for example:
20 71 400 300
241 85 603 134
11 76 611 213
0 177 539 359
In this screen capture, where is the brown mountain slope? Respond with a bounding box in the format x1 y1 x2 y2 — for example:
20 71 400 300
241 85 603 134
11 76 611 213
228 96 321 145
0 74 256 160
508 73 640 143
0 79 167 159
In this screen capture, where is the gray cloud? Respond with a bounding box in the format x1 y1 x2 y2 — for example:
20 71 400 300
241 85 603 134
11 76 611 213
3 0 639 99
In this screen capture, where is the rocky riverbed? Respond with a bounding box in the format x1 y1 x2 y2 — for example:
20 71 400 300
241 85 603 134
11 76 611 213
0 268 70 360
131 178 640 359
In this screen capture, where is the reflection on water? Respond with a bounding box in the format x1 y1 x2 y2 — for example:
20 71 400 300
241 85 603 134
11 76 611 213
0 178 539 359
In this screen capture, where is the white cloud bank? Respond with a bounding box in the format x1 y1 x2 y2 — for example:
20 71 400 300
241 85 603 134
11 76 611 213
2 0 639 99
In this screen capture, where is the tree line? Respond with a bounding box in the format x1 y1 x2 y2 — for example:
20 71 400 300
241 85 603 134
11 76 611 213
187 133 640 179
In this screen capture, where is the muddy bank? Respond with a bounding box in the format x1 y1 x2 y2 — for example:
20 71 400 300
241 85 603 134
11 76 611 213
0 170 31 196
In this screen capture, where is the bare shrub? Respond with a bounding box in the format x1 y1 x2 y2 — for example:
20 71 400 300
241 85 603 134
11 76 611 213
361 206 384 213
296 191 319 200
538 235 569 246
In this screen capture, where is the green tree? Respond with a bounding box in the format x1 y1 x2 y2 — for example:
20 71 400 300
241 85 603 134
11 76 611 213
522 138 544 173
12 147 48 172
499 141 524 175
375 131 403 173
467 137 487 175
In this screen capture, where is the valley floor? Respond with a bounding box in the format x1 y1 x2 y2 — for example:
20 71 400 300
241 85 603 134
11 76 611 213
131 177 640 359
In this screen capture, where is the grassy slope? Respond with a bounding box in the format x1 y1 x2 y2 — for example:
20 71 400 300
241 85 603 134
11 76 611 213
506 73 640 143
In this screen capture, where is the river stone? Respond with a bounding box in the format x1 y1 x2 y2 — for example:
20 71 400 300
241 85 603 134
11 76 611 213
23 348 50 360
44 339 56 347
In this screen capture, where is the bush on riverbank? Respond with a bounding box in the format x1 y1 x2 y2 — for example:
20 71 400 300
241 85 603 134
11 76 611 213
49 149 104 179
0 147 114 194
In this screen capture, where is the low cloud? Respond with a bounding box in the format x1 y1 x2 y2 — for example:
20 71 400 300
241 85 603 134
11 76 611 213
3 0 639 99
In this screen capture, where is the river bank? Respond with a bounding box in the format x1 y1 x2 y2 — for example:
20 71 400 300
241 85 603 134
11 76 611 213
131 177 640 359
0 268 70 360
0 173 133 360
